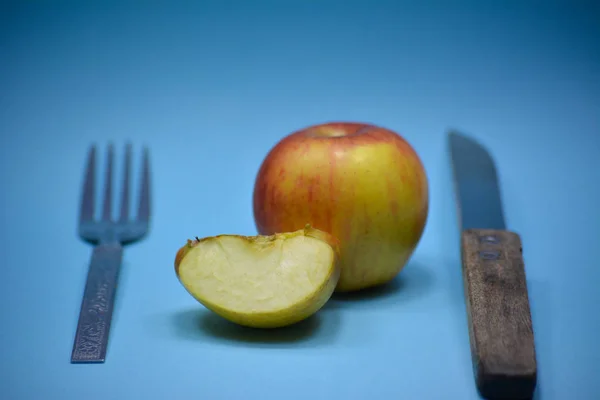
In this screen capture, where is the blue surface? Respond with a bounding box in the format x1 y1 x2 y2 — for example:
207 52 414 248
1 1 599 399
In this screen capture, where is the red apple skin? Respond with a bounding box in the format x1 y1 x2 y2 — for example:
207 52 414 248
252 122 429 292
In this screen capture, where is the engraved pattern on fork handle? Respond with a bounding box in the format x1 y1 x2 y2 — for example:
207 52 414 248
71 243 123 363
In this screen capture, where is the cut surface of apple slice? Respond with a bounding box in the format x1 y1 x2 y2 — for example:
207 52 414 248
174 225 340 328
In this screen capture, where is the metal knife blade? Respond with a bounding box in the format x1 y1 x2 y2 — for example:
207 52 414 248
448 130 537 400
448 131 506 231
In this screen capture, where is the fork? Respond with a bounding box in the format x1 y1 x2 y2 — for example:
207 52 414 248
71 143 151 363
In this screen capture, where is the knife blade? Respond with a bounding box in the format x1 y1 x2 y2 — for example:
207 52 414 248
448 130 537 399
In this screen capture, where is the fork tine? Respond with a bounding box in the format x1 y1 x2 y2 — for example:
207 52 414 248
101 143 114 221
137 146 150 221
80 144 96 222
119 143 132 221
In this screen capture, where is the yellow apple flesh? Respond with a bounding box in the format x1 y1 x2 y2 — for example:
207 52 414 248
174 225 341 328
252 122 428 292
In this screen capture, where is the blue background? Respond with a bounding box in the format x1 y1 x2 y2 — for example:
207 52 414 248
1 0 598 399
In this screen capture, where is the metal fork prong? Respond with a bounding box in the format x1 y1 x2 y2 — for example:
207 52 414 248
119 143 132 221
101 143 114 221
80 144 96 222
138 146 150 221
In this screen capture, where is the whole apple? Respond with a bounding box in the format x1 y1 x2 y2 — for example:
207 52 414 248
252 122 429 292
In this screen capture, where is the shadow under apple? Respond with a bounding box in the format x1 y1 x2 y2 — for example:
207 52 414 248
169 306 340 348
325 260 436 310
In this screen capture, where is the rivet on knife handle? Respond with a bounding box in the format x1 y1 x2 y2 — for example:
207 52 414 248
461 228 537 399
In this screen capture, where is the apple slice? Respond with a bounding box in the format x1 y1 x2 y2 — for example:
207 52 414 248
174 224 341 328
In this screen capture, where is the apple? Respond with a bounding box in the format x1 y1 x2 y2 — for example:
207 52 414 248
174 225 341 328
252 122 428 292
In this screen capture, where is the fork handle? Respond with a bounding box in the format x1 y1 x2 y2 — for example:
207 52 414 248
71 243 123 363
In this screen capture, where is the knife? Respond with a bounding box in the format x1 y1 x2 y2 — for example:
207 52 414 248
448 131 537 399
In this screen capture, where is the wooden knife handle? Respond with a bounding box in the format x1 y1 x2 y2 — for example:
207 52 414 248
461 229 537 399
